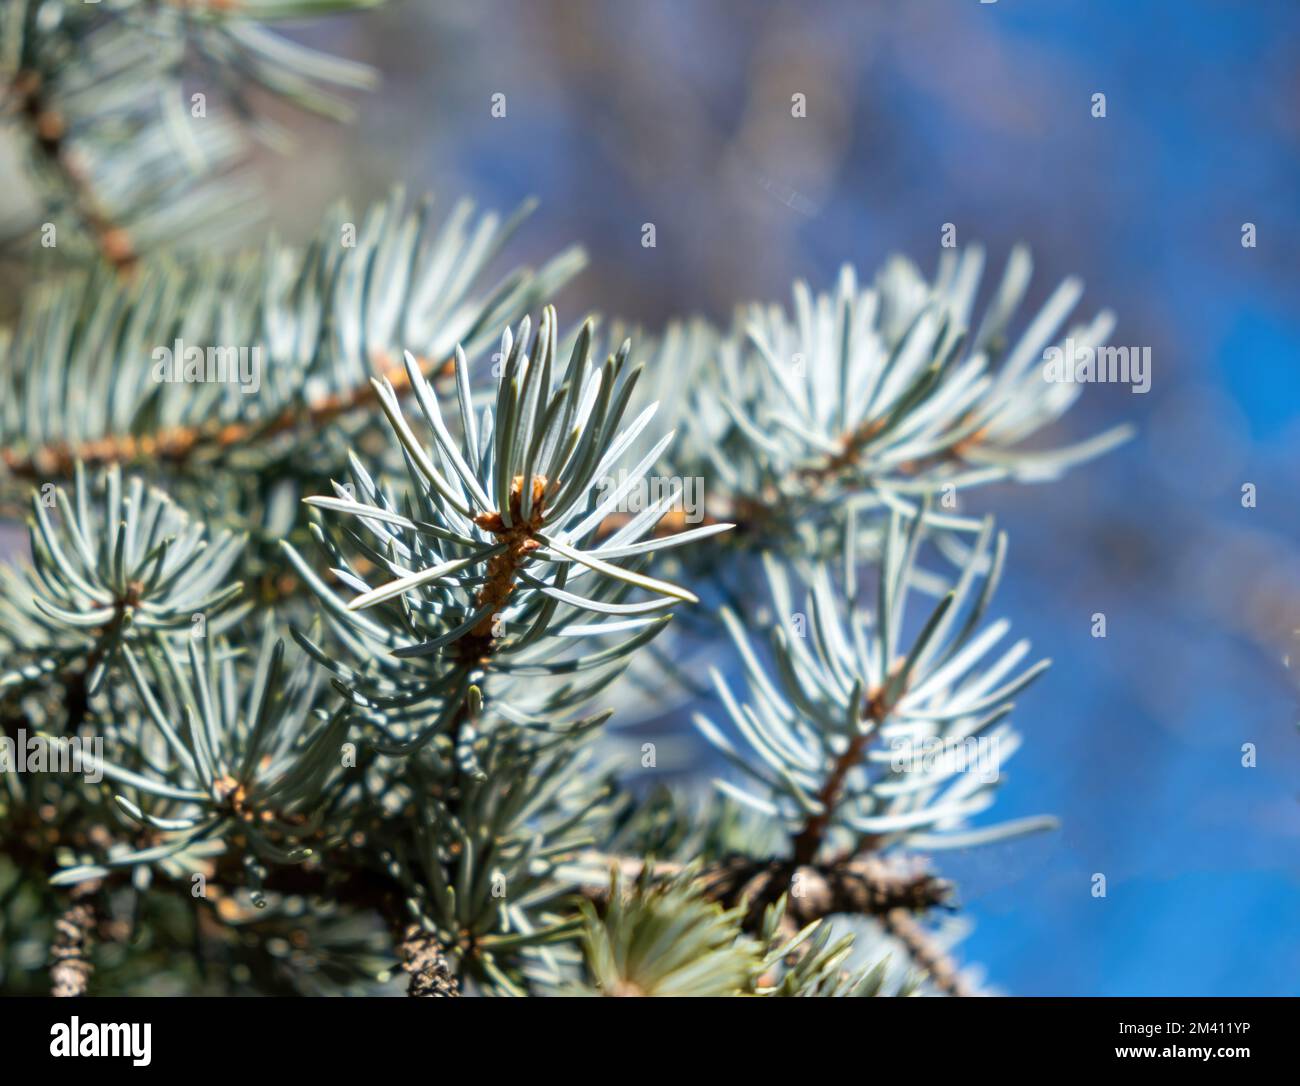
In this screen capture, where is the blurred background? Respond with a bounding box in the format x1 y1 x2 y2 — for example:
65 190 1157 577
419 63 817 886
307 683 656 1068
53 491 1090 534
15 0 1300 994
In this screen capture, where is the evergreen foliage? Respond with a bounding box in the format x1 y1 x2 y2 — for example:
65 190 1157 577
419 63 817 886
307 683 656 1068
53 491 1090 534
0 2 1128 996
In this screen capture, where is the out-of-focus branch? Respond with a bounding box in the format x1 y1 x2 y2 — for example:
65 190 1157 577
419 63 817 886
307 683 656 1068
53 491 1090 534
881 908 975 998
8 70 138 272
577 850 972 993
1 352 453 480
50 881 101 997
397 926 460 997
575 851 953 930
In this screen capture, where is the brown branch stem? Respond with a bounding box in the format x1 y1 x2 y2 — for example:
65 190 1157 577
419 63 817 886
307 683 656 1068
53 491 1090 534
50 882 100 997
790 674 898 866
577 851 952 930
9 70 137 272
881 907 975 997
397 926 460 997
1 352 452 481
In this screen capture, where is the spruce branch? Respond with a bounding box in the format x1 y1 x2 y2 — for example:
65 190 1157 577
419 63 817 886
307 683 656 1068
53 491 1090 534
288 308 728 757
1 349 452 481
572 867 767 996
569 851 954 931
49 879 101 997
568 866 912 997
696 509 1057 860
789 674 898 867
6 68 137 270
391 727 610 994
47 622 350 892
622 249 1133 549
0 464 246 697
0 191 584 509
0 30 1132 996
397 925 459 997
880 908 974 998
0 0 383 262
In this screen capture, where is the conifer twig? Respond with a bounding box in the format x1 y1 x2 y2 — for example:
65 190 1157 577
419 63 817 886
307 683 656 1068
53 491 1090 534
0 352 453 480
7 71 137 271
397 926 460 998
50 882 101 997
880 908 975 998
790 672 900 866
575 852 953 929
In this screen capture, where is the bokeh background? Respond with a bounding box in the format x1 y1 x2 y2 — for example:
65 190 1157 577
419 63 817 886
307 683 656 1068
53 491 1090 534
276 0 1300 995
15 0 1300 994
